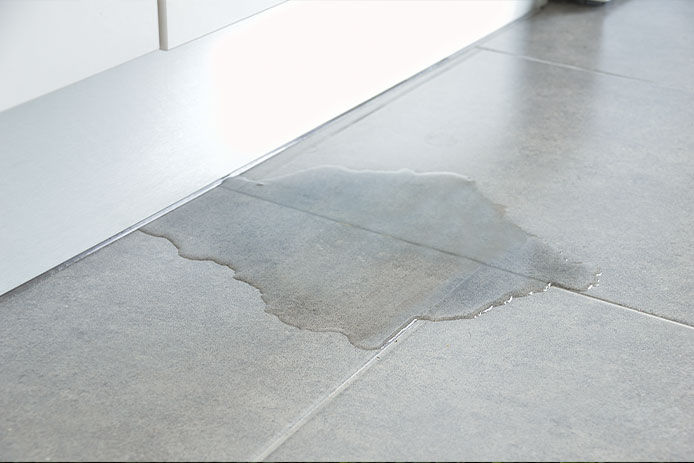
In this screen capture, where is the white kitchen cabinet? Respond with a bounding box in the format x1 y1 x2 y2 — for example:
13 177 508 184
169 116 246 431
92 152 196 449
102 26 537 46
0 0 159 112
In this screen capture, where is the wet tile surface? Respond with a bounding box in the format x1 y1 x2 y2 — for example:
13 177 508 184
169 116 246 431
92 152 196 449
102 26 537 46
0 232 371 460
2 1 693 460
270 289 694 461
143 187 478 350
222 168 597 292
483 0 694 93
142 168 596 349
249 49 694 325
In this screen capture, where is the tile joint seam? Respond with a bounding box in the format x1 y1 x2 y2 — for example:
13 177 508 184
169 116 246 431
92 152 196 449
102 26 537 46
477 45 691 94
220 184 694 331
555 287 694 330
250 319 424 462
221 184 565 285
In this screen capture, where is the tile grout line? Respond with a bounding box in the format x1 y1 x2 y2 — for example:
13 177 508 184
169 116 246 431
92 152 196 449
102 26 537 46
221 185 571 287
249 292 692 461
141 208 692 334
250 319 424 462
222 185 694 331
556 287 694 331
477 45 649 81
476 46 693 95
251 290 692 462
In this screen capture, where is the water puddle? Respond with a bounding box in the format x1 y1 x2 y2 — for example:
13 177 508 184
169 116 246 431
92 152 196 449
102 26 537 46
142 166 598 349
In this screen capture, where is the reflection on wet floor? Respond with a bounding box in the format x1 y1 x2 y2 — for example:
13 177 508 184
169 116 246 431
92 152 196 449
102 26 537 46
142 166 598 349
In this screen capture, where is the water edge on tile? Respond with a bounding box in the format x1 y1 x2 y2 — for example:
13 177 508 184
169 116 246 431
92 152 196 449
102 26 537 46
0 231 372 460
268 288 694 461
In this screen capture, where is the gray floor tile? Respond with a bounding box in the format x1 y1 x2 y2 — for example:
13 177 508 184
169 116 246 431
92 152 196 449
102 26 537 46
0 232 371 461
270 289 694 461
483 0 694 93
247 49 694 325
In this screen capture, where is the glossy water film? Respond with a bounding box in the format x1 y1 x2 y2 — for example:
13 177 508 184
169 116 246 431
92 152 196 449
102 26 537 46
142 166 598 349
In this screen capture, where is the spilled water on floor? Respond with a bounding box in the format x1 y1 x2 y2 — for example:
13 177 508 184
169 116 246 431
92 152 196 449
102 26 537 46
142 166 599 349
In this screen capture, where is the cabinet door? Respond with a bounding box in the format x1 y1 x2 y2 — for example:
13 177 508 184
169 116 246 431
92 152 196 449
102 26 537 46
0 0 159 112
158 0 286 49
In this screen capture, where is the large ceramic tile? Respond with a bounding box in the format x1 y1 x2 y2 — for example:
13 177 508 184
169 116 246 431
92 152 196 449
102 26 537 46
247 50 694 325
270 289 694 461
483 0 694 93
0 232 371 461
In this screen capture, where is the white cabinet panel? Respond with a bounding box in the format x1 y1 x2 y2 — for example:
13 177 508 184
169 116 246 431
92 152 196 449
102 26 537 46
159 0 285 49
0 0 159 112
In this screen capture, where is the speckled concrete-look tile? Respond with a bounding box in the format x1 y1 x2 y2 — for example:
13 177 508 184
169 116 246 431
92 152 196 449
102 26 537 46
248 49 694 326
0 232 371 461
269 289 694 462
482 0 694 93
